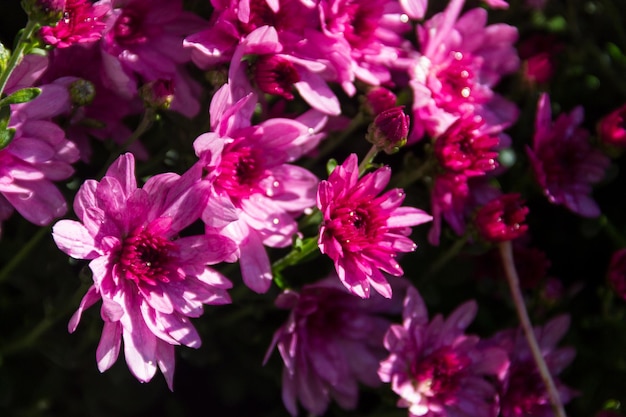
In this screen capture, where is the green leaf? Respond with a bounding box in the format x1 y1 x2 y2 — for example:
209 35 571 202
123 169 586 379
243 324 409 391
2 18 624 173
0 87 41 107
0 127 16 150
0 104 10 129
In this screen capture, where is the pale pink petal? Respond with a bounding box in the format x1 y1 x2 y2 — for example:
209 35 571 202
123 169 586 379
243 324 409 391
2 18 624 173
52 219 99 259
96 320 122 372
68 285 100 333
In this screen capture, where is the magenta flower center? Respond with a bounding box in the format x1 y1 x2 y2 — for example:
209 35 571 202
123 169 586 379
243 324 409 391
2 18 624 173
500 362 548 417
435 52 485 112
325 202 386 253
539 140 587 187
411 346 470 404
435 120 499 176
332 1 381 49
113 9 147 45
120 227 178 286
254 55 300 100
475 194 529 242
239 0 280 33
215 145 269 202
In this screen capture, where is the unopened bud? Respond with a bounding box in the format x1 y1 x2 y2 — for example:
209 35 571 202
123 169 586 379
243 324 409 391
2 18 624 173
140 79 174 111
366 106 409 154
598 103 626 148
22 0 66 25
69 79 96 107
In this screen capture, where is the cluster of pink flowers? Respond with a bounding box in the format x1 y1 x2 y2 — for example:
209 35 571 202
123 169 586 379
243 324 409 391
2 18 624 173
4 0 623 415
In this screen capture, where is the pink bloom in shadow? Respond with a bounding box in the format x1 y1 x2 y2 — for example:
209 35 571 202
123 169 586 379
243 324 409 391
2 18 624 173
527 93 610 217
379 287 509 417
265 276 408 416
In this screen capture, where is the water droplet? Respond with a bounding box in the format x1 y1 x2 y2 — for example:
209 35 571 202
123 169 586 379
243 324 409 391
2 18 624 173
304 207 313 215
461 87 471 98
454 51 463 61
273 180 280 188
400 14 409 23
272 218 280 225
460 70 469 79
308 127 315 134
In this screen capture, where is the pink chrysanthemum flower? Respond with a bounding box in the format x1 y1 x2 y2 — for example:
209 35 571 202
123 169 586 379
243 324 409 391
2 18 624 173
487 316 577 417
41 43 143 161
225 25 343 115
52 153 237 389
474 193 529 243
317 154 432 298
265 276 408 416
99 0 205 116
39 0 109 48
195 83 326 293
408 0 519 141
379 287 509 417
0 64 79 227
527 93 610 218
318 0 411 90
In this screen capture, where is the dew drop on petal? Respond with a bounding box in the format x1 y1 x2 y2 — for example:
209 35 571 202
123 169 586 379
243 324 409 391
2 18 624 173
400 14 409 23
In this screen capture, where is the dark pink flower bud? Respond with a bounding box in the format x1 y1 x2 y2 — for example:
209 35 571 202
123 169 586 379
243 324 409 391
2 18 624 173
607 248 626 300
140 79 174 110
253 55 300 100
23 0 66 25
365 87 397 115
598 104 626 148
366 106 410 154
475 193 529 242
518 34 563 85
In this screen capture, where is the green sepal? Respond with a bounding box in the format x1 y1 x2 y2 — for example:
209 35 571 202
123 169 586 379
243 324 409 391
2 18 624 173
0 87 41 107
326 158 338 176
0 42 10 74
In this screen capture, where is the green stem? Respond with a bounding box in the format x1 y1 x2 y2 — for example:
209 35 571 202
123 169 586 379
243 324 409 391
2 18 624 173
0 225 50 284
358 145 379 175
97 109 155 178
271 236 321 288
0 283 88 357
391 157 436 189
0 19 38 99
421 236 467 282
499 241 567 417
599 215 626 248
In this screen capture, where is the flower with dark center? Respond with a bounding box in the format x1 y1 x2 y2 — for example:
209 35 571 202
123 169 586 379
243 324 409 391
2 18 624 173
318 154 432 298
